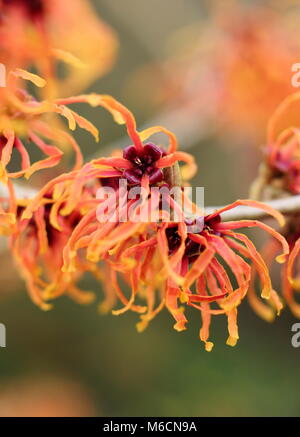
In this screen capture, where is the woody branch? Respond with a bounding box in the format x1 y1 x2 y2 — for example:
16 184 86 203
2 184 300 222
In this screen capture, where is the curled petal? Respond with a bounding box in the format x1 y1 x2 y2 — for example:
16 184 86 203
226 308 239 347
267 91 300 143
217 219 289 263
93 157 132 169
166 279 188 332
183 247 216 290
10 69 46 87
56 94 144 152
225 231 272 299
140 126 178 153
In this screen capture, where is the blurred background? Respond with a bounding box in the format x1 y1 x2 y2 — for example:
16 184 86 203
1 0 300 417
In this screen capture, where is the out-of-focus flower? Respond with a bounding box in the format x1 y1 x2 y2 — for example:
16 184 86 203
266 127 300 195
251 92 300 199
0 375 97 417
210 2 298 139
251 91 300 318
9 189 97 310
129 2 298 141
0 0 118 97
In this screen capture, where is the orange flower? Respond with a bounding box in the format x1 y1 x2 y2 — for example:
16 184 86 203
0 0 118 97
21 94 196 218
250 91 300 318
113 200 288 351
55 93 196 181
256 92 300 196
130 2 298 141
210 2 298 138
9 187 99 310
0 69 106 183
68 198 287 351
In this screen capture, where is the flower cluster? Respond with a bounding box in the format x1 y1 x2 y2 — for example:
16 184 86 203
1 0 299 351
6 92 289 350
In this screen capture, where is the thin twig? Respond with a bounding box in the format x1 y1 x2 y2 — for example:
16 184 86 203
205 195 300 221
2 183 300 222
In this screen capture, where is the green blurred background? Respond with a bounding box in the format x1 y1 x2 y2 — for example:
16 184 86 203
0 0 300 417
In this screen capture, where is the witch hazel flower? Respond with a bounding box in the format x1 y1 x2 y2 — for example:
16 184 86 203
55 93 196 185
88 198 287 352
142 200 288 351
9 183 103 310
40 93 197 218
65 188 288 350
13 94 291 350
251 92 300 199
251 92 300 318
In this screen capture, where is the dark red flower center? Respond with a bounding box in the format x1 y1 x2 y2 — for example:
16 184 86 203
285 219 300 249
166 214 222 261
166 226 202 262
123 143 164 185
1 0 44 18
272 150 292 174
269 150 300 193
